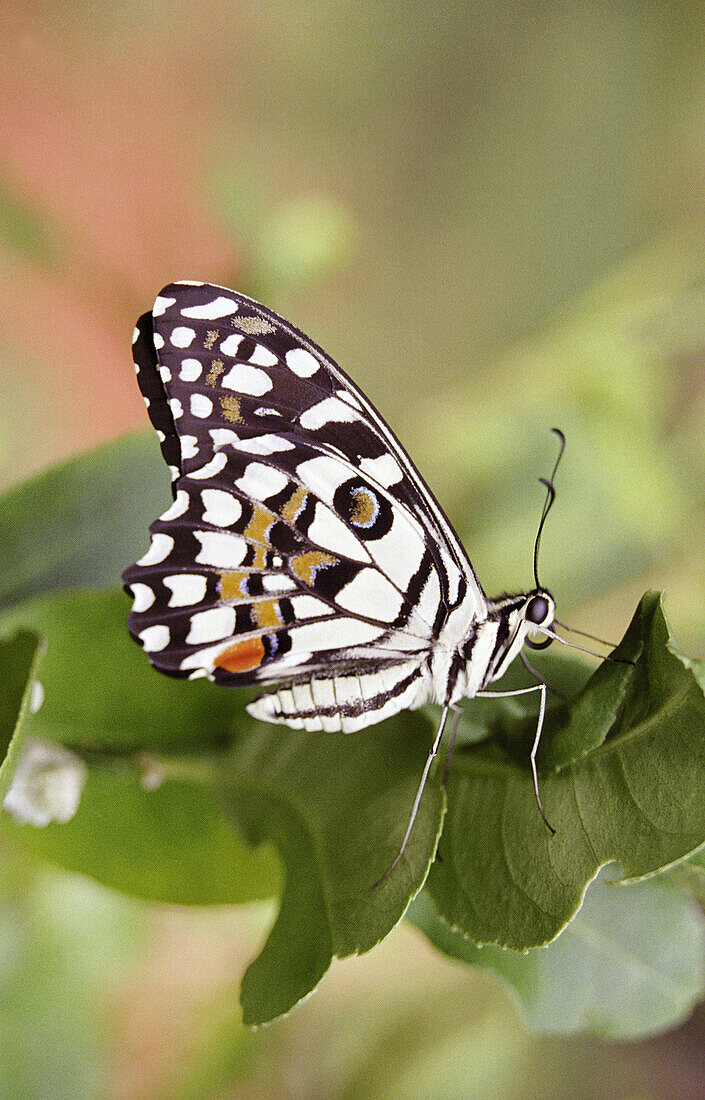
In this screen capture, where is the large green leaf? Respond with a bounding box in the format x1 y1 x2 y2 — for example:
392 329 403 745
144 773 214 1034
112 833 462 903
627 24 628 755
0 588 444 1023
410 869 705 1040
426 592 705 950
0 432 168 611
0 590 280 905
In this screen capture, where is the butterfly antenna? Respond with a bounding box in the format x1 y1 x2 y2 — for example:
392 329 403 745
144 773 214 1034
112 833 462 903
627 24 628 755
554 618 620 649
533 428 565 588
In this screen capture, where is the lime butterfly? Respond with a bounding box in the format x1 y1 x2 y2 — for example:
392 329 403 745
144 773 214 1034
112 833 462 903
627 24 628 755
123 282 563 878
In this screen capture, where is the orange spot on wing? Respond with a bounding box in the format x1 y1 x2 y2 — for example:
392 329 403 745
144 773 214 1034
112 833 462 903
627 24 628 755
214 637 265 673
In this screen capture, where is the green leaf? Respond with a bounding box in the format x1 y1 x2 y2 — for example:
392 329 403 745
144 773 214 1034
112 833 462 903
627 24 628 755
0 629 44 802
409 869 705 1039
426 592 705 950
0 432 169 611
212 717 444 1025
0 589 444 1022
0 590 280 904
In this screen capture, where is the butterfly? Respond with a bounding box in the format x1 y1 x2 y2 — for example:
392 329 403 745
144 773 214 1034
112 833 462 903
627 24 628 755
123 281 563 880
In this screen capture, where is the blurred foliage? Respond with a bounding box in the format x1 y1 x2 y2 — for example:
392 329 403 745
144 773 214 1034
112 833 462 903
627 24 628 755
411 868 705 1041
209 166 356 301
0 180 55 263
0 859 142 1100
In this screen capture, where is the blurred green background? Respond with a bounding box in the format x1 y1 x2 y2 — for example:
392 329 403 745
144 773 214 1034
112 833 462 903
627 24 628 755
1 1 705 1096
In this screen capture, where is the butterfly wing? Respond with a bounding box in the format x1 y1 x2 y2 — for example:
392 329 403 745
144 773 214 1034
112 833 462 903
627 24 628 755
123 282 487 724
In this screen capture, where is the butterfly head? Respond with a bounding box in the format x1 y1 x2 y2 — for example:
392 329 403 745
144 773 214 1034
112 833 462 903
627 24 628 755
483 588 556 684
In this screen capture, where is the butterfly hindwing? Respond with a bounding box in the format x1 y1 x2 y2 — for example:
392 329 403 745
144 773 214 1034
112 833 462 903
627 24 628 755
123 442 435 687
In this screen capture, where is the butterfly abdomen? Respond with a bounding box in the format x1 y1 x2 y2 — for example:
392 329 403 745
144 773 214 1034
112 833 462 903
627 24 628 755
247 662 432 733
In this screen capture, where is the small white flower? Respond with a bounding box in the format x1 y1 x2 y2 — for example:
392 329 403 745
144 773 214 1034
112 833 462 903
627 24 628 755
3 736 87 827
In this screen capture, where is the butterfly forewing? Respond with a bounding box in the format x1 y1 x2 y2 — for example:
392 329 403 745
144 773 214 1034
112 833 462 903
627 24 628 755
124 282 487 707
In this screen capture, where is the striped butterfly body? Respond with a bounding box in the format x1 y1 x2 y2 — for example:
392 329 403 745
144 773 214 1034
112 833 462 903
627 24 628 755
123 282 558 876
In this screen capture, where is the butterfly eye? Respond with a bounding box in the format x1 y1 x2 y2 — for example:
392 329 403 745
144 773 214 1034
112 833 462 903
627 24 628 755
526 594 550 625
524 593 553 650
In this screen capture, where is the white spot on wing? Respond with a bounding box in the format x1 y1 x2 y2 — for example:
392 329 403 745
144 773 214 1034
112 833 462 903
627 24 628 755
210 428 240 448
299 397 357 430
186 606 236 644
286 348 320 377
219 334 244 356
163 574 208 607
169 398 183 419
160 490 189 521
194 531 247 568
295 455 352 502
234 434 294 455
201 488 242 527
190 393 213 418
222 363 273 396
180 435 199 460
262 575 296 593
137 533 174 566
249 344 278 367
171 326 196 348
129 583 155 612
368 520 427 598
153 295 176 317
287 618 383 651
235 462 288 500
359 454 404 487
139 624 171 651
153 333 164 350
180 296 238 319
180 359 203 381
289 595 331 619
188 452 228 480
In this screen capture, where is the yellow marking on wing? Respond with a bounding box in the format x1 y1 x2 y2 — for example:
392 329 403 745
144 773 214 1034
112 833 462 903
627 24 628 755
220 394 242 423
280 486 308 524
203 330 219 350
251 547 268 569
218 571 248 600
253 599 282 629
231 316 276 336
290 550 337 585
350 488 376 526
206 359 225 386
244 504 275 544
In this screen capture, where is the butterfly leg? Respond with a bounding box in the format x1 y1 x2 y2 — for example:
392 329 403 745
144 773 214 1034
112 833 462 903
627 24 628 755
372 702 450 889
477 683 554 834
442 703 462 787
